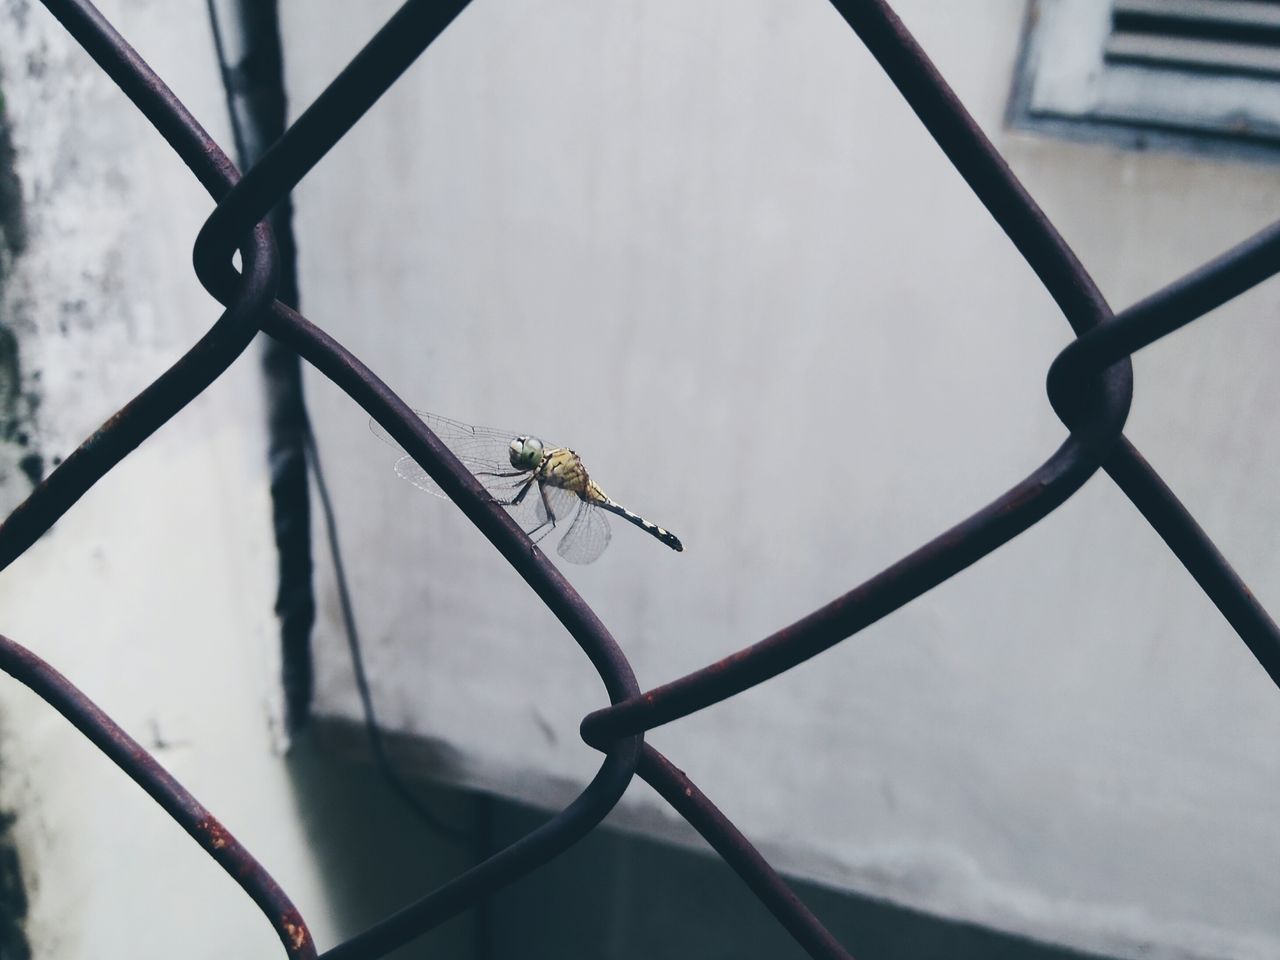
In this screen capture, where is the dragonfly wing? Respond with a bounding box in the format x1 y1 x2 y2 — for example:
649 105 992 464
499 475 552 533
374 410 590 543
391 449 531 502
373 410 540 501
541 484 581 526
371 410 530 450
398 460 547 534
556 501 611 565
393 454 448 499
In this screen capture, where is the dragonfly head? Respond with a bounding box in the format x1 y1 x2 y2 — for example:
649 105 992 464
509 435 545 470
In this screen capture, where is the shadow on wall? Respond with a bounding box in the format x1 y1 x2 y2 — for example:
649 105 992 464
0 810 28 960
483 802 1119 960
284 733 479 960
287 734 1118 960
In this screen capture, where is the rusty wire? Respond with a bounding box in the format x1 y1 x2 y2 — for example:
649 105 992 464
1 0 1278 957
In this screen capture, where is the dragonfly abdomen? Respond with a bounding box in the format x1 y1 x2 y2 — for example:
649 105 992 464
595 497 683 552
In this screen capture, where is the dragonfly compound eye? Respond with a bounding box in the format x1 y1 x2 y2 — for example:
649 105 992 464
509 436 544 469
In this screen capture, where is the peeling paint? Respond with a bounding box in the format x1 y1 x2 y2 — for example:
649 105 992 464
0 80 40 510
0 70 34 960
0 84 24 260
0 811 29 960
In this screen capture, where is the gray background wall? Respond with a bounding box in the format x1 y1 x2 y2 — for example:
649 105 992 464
0 3 473 957
288 2 1280 959
0 2 332 956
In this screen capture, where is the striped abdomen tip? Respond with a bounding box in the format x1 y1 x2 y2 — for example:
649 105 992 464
601 499 684 554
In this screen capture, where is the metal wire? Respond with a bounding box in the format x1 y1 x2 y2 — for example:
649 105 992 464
2 0 1278 957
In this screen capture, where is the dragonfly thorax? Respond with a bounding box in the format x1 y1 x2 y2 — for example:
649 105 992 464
508 435 545 470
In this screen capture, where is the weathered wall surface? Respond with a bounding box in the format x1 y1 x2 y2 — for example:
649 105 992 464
0 3 338 956
287 2 1280 959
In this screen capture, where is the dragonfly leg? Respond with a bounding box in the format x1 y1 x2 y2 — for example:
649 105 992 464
495 476 536 507
528 483 558 543
540 483 558 525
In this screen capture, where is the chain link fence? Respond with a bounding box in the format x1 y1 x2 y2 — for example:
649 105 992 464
1 1 1278 957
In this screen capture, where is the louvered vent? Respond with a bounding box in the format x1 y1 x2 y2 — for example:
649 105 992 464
1010 0 1280 162
1106 0 1280 80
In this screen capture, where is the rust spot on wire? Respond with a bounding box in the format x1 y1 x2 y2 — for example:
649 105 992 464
283 915 310 953
197 817 231 851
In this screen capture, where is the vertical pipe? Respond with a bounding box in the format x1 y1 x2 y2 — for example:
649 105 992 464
207 0 315 733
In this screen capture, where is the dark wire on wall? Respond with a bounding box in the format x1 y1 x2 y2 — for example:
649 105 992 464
206 0 470 845
206 0 314 736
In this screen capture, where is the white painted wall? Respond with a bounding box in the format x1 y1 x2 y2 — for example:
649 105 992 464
0 3 376 957
285 3 1280 959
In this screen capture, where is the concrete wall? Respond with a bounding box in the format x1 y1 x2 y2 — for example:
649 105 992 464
0 3 417 957
286 2 1280 959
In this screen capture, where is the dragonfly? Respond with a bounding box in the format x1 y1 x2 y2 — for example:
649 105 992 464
371 411 684 565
